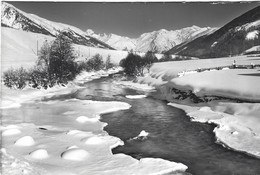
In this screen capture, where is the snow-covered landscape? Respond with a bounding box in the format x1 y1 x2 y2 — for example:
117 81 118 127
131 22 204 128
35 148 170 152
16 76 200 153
1 2 260 175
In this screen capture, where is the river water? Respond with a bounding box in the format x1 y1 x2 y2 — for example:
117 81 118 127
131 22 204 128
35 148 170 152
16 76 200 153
76 75 260 175
3 74 260 175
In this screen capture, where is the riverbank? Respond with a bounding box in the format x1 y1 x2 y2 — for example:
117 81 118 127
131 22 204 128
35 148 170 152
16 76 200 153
1 68 188 175
128 56 260 158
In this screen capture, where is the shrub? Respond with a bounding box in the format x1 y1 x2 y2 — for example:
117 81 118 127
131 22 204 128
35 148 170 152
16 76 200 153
3 67 29 89
105 55 114 69
159 53 172 62
142 51 158 72
86 54 105 71
48 33 78 84
27 66 52 89
120 53 143 76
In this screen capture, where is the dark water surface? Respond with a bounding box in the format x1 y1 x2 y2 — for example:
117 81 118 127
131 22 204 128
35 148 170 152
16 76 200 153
71 75 260 175
3 74 260 175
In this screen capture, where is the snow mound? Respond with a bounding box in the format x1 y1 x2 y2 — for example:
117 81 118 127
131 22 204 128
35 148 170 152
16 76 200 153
132 130 149 140
5 125 19 129
76 116 99 123
29 149 49 159
63 111 77 115
67 130 93 137
84 136 105 145
138 130 149 137
139 158 188 174
67 145 79 150
15 136 35 146
125 95 147 99
2 128 21 136
61 148 89 161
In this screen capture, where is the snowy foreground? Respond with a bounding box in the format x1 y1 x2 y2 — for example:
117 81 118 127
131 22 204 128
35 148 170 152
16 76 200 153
1 69 187 175
136 55 260 158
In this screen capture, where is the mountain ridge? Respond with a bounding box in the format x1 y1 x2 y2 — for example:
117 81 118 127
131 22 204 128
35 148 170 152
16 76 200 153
167 5 260 58
86 25 217 53
1 2 114 50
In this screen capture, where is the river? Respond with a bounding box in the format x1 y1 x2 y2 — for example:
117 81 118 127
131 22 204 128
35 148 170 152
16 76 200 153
3 74 260 175
78 75 260 175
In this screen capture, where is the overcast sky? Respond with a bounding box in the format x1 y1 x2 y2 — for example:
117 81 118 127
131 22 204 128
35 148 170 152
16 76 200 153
8 1 260 38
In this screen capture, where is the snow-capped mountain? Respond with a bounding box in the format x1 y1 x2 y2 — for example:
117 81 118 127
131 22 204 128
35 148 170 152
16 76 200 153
1 2 114 50
135 26 217 53
86 29 137 51
86 26 216 53
168 5 260 58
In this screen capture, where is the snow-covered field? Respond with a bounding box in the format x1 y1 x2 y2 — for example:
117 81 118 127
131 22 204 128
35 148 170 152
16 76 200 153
1 27 127 72
135 55 260 158
1 70 188 175
1 27 55 72
1 27 164 72
148 55 260 80
170 68 260 101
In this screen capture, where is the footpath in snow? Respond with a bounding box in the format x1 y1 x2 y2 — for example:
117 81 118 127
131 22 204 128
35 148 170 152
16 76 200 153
1 68 188 175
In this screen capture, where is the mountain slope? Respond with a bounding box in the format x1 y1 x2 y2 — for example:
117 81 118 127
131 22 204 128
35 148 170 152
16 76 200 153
1 2 114 50
168 5 260 58
86 29 137 51
86 26 216 53
135 26 217 53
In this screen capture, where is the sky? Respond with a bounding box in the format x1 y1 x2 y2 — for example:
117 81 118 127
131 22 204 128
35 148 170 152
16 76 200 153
7 1 260 38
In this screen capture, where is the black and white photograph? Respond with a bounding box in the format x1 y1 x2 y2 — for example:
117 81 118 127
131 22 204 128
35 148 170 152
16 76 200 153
1 1 260 174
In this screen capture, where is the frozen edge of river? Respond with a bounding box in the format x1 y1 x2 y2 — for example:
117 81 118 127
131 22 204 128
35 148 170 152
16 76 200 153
1 69 188 175
129 68 260 159
167 102 260 159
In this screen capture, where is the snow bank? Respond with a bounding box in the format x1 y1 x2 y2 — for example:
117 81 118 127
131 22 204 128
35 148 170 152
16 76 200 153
1 148 45 175
30 149 49 159
131 130 150 141
14 136 35 146
169 102 260 158
150 55 260 80
132 55 260 158
61 148 89 161
125 95 147 99
2 95 187 175
138 130 149 137
76 116 99 123
2 128 22 136
114 80 155 91
170 69 260 101
74 67 122 85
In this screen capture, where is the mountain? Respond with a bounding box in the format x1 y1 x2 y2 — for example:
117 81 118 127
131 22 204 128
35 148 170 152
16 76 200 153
167 5 260 58
1 2 114 50
86 26 217 53
135 26 217 53
86 29 137 51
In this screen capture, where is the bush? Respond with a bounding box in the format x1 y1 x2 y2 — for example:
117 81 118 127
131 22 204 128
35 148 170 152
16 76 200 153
142 51 158 72
159 53 172 62
86 54 105 71
3 67 29 89
48 33 78 84
120 53 143 76
105 55 114 70
27 66 52 89
3 33 80 89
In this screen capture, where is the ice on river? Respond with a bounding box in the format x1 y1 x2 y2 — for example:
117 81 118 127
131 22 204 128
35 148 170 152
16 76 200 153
1 88 188 175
